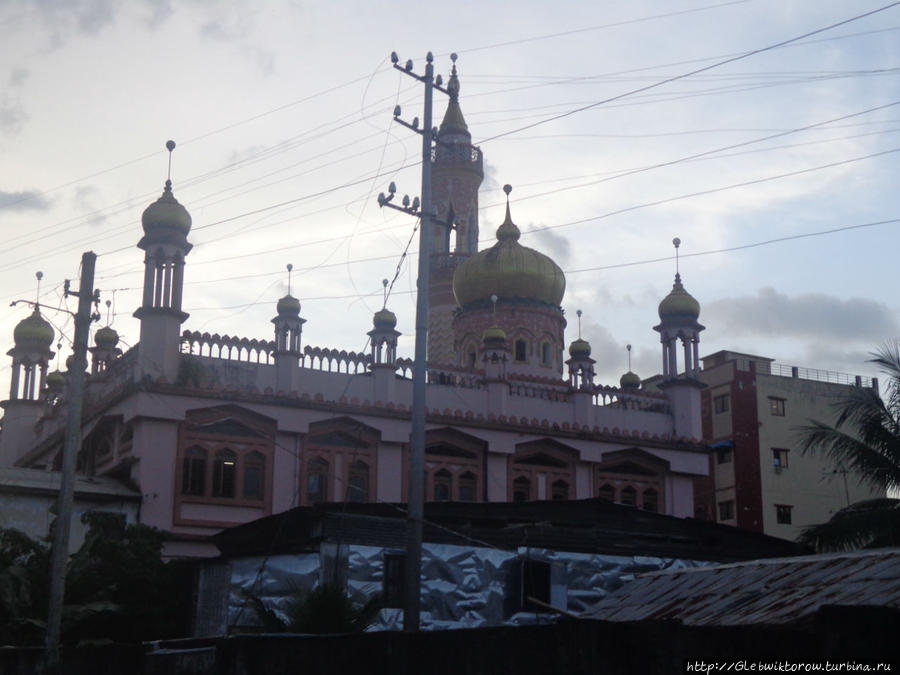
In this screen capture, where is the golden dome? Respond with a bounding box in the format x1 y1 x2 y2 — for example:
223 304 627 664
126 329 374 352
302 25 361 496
13 307 54 350
142 180 192 236
568 338 591 358
373 308 397 329
276 294 301 316
94 325 119 350
658 274 700 322
619 370 641 389
453 200 565 308
482 325 507 344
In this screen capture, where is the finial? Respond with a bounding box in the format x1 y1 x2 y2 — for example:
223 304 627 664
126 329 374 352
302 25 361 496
105 299 111 326
672 237 681 279
450 52 458 73
35 271 43 304
382 278 389 309
426 51 433 63
576 309 583 339
490 294 498 318
286 263 293 295
166 140 176 184
626 344 633 370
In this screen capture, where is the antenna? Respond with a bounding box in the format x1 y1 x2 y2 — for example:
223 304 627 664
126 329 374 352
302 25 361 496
673 237 681 277
286 263 293 295
576 309 583 339
626 343 633 371
35 271 43 305
166 140 176 182
382 278 389 309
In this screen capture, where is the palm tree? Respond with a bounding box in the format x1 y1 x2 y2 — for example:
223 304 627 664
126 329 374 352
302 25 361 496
797 342 900 551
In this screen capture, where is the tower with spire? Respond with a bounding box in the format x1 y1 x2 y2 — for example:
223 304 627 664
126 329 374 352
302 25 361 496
134 141 192 383
428 55 484 365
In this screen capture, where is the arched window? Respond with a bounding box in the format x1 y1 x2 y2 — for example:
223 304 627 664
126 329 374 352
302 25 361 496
308 457 329 504
541 342 552 367
212 448 237 498
347 460 369 503
433 469 452 502
514 339 528 363
551 479 569 501
458 472 477 502
243 451 265 500
598 484 615 502
620 485 637 507
642 488 658 513
513 476 531 502
182 446 207 496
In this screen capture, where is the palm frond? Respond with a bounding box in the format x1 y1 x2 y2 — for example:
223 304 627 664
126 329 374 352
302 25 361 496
798 498 900 552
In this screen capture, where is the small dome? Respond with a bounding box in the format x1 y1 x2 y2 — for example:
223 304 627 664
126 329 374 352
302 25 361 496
453 202 565 308
94 325 119 350
373 308 397 329
568 338 591 358
65 354 86 373
142 180 192 236
46 369 66 388
619 370 641 390
482 325 507 344
276 294 301 316
658 274 700 322
13 307 54 350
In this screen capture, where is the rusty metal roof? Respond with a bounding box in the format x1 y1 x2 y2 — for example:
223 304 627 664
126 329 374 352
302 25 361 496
585 548 900 625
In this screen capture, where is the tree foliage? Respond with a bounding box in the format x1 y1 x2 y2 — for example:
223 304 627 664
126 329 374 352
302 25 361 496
798 342 900 551
244 584 382 634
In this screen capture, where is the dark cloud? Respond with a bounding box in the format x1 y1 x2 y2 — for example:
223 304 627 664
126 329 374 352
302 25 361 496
580 320 659 385
704 287 898 342
527 226 570 267
0 190 52 212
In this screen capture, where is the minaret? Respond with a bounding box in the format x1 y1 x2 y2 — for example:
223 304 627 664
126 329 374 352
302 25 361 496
90 302 121 374
654 238 705 439
1 295 55 466
368 281 401 403
272 264 305 393
134 141 192 383
428 54 484 366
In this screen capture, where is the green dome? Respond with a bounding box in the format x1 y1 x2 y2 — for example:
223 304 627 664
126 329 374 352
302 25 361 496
568 338 591 358
142 180 192 236
619 370 641 389
482 325 507 344
453 204 565 308
276 294 301 316
373 308 397 329
13 307 54 350
94 325 119 350
658 274 700 321
46 369 66 388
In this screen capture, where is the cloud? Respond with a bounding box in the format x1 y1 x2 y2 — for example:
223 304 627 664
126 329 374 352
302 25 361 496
527 226 570 266
72 185 107 226
704 287 898 343
0 190 52 212
579 319 658 385
8 68 29 87
0 95 27 134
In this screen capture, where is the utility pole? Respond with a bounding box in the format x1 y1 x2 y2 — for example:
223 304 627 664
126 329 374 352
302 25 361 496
44 251 98 674
377 50 451 631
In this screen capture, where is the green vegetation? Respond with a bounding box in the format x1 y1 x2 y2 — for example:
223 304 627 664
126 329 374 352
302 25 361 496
244 583 382 634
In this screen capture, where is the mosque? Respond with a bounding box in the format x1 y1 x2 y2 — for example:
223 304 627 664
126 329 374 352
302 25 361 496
0 64 709 556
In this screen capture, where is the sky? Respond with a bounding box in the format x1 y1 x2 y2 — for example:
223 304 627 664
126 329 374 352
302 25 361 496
1 0 899 391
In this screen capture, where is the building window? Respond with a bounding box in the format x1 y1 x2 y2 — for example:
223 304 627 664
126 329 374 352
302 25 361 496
550 479 569 501
433 469 452 502
598 484 615 502
642 488 658 513
772 448 789 469
383 553 406 608
307 457 329 504
714 394 730 414
347 460 370 502
243 451 265 500
181 446 207 496
718 500 735 521
540 342 552 367
769 397 786 417
212 449 237 498
458 472 477 502
513 476 531 502
620 486 637 507
775 504 793 524
716 447 733 464
514 339 527 362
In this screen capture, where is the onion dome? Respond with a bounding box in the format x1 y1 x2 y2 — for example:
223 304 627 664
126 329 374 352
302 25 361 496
453 193 565 308
373 308 397 330
276 294 301 317
142 180 192 236
13 306 54 350
94 325 119 350
46 369 66 388
482 325 507 345
568 338 591 358
620 370 641 390
658 273 700 322
439 56 468 137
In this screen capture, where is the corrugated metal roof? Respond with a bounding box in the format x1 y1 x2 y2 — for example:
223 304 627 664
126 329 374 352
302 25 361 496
586 548 900 625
